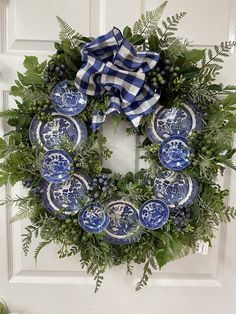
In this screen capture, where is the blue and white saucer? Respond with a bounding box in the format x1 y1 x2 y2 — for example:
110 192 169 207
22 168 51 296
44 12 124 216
153 171 198 208
51 80 87 116
42 171 90 218
29 111 87 151
158 136 191 171
146 101 202 142
104 200 142 244
40 149 74 183
139 199 169 230
78 203 109 233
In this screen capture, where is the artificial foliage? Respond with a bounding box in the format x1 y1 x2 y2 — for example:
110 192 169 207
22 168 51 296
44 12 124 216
1 2 236 292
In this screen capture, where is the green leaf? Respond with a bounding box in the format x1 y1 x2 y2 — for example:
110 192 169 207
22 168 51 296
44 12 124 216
9 173 21 186
23 56 39 70
37 60 47 73
123 26 132 40
0 138 7 158
0 171 9 186
208 84 222 91
190 202 201 216
181 66 200 78
148 35 160 52
24 70 45 85
64 54 78 72
10 85 23 97
184 49 205 63
9 131 22 146
130 34 145 45
0 301 6 314
17 71 44 86
223 92 236 106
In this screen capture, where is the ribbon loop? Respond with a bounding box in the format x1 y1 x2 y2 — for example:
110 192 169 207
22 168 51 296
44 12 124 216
75 27 160 131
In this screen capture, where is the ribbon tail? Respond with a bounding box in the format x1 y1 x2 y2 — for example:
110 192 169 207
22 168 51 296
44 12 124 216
121 84 160 128
91 96 121 131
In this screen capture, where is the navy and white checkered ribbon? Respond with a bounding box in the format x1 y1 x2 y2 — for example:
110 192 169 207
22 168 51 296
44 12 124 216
75 27 160 131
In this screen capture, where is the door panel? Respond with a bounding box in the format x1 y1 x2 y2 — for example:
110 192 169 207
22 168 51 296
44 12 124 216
1 1 236 313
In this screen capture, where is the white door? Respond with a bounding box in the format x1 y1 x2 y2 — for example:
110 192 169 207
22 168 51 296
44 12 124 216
1 0 236 313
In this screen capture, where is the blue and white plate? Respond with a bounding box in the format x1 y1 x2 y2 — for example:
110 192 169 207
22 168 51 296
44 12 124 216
42 171 90 218
40 149 74 183
153 171 198 208
158 136 191 171
146 101 202 143
29 111 87 151
139 199 170 230
51 80 87 116
78 203 109 233
104 200 142 245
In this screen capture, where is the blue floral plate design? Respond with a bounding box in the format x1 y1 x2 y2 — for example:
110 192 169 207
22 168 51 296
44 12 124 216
153 171 198 208
42 171 90 219
158 136 191 171
29 111 87 151
78 203 109 233
139 199 170 230
146 101 202 143
104 200 142 245
40 149 74 183
51 80 87 116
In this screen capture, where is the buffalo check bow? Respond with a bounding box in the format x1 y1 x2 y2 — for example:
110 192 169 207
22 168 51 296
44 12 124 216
75 27 160 131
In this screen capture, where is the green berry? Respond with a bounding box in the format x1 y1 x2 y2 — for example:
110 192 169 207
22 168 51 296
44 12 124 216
175 66 180 71
173 72 178 77
169 66 174 72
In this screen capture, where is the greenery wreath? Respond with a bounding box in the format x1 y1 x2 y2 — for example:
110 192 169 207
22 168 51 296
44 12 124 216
1 2 236 292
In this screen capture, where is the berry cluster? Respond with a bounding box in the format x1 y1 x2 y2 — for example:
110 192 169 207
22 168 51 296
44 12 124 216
26 97 53 122
31 185 43 197
87 174 112 203
147 58 180 90
22 177 33 188
58 218 83 248
43 63 66 84
171 206 191 232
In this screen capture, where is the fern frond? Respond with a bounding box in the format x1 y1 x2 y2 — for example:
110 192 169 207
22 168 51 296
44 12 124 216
22 225 39 256
224 85 236 91
34 241 51 263
22 89 50 104
166 38 187 60
201 41 236 69
94 268 104 293
10 208 31 223
219 157 236 171
126 261 134 275
157 12 186 41
56 16 82 47
0 109 21 119
133 1 168 37
135 259 152 291
222 206 236 222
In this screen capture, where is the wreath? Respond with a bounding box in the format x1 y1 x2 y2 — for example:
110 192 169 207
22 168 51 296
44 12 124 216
1 2 236 292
